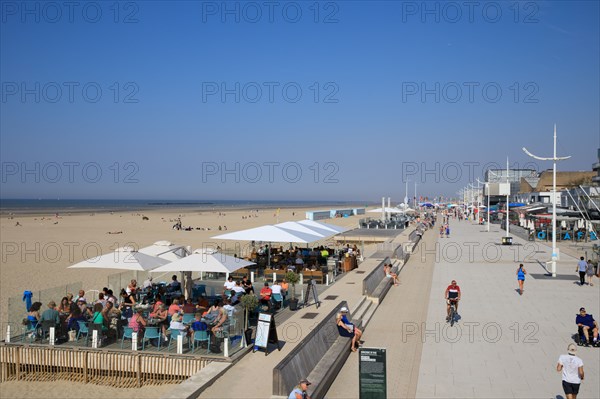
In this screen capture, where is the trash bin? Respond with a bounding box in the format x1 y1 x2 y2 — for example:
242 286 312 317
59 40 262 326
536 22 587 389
502 236 513 245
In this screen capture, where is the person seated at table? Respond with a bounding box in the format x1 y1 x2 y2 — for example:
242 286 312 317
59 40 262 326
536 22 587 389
106 289 119 307
66 306 86 332
260 282 272 311
195 294 209 310
150 294 164 316
223 298 236 317
295 255 304 267
242 276 254 295
191 313 208 346
231 281 245 301
142 276 153 290
95 293 107 307
271 281 283 309
168 299 182 316
169 313 189 336
66 292 75 307
207 301 228 353
40 300 60 327
170 275 181 291
58 297 71 315
77 298 93 319
182 298 196 314
128 308 147 338
223 276 235 295
152 303 169 340
90 303 108 332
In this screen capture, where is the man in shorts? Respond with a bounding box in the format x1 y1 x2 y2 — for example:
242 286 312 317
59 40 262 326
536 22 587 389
445 280 461 322
557 343 584 399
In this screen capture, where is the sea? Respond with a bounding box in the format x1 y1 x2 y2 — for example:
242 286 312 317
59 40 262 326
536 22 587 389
0 199 366 215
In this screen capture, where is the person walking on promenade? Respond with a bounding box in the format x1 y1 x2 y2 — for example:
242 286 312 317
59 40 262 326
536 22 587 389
585 260 595 286
516 263 527 295
576 257 587 286
557 343 584 399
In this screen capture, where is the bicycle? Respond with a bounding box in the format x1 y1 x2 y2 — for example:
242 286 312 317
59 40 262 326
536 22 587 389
447 299 458 326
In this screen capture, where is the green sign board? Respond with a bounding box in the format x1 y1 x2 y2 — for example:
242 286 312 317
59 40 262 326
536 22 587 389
359 347 386 399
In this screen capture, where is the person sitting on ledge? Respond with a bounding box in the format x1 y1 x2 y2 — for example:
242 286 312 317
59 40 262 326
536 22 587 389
336 306 363 352
383 263 399 286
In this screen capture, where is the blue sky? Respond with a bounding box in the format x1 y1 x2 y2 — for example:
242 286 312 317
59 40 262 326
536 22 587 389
1 0 598 201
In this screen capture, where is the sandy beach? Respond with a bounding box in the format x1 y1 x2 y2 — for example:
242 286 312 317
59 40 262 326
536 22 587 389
0 204 361 397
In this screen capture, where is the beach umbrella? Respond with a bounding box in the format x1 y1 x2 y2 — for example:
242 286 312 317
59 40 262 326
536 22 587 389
368 207 405 214
68 246 170 271
150 249 255 274
139 241 189 261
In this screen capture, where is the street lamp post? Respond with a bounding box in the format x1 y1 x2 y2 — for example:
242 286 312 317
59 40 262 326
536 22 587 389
523 124 571 277
477 178 490 232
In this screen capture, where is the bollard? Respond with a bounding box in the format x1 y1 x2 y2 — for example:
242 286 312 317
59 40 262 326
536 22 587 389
6 325 11 343
272 272 276 282
250 271 255 283
92 330 98 349
49 327 55 345
200 271 204 281
177 334 183 354
132 332 138 351
326 274 329 286
224 338 229 357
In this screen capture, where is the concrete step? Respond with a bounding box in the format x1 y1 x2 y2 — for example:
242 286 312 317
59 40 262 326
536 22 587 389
361 300 379 328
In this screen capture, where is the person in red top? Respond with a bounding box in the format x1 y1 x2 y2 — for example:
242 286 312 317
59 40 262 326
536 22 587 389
260 282 272 312
445 280 461 322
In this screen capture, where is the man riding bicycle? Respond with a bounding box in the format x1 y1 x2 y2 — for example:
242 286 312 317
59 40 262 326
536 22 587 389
445 280 461 322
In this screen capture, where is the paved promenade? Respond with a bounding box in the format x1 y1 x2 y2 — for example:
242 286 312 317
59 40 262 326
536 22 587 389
327 226 438 398
414 219 600 398
198 230 410 399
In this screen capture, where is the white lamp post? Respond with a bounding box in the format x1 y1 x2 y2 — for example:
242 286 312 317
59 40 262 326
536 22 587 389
523 124 571 277
477 178 490 232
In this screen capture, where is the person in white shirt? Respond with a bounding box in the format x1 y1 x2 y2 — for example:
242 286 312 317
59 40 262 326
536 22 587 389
142 276 153 289
223 298 236 318
271 281 282 295
557 344 584 399
223 276 236 294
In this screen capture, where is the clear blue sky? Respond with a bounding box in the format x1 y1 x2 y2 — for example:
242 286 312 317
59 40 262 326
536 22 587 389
1 1 598 201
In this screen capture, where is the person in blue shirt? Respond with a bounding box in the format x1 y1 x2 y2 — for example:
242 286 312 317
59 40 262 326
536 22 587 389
516 264 527 295
576 307 598 346
336 307 363 352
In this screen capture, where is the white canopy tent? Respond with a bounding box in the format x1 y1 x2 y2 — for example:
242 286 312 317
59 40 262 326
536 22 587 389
212 225 323 243
368 207 405 214
150 249 255 274
139 240 189 261
274 221 334 239
298 219 349 234
68 246 170 271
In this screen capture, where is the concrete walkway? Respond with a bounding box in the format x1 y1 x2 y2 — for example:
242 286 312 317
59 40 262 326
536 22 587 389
199 230 411 399
415 218 600 398
327 225 438 398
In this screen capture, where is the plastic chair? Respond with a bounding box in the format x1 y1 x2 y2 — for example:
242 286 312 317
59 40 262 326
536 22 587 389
182 314 195 324
142 327 161 350
22 320 38 343
191 330 210 354
39 320 58 344
76 321 89 343
271 293 283 309
167 329 187 352
224 290 232 299
121 327 134 349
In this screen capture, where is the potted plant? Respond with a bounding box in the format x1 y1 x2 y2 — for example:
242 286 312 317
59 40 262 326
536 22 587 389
285 271 300 311
240 294 259 346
